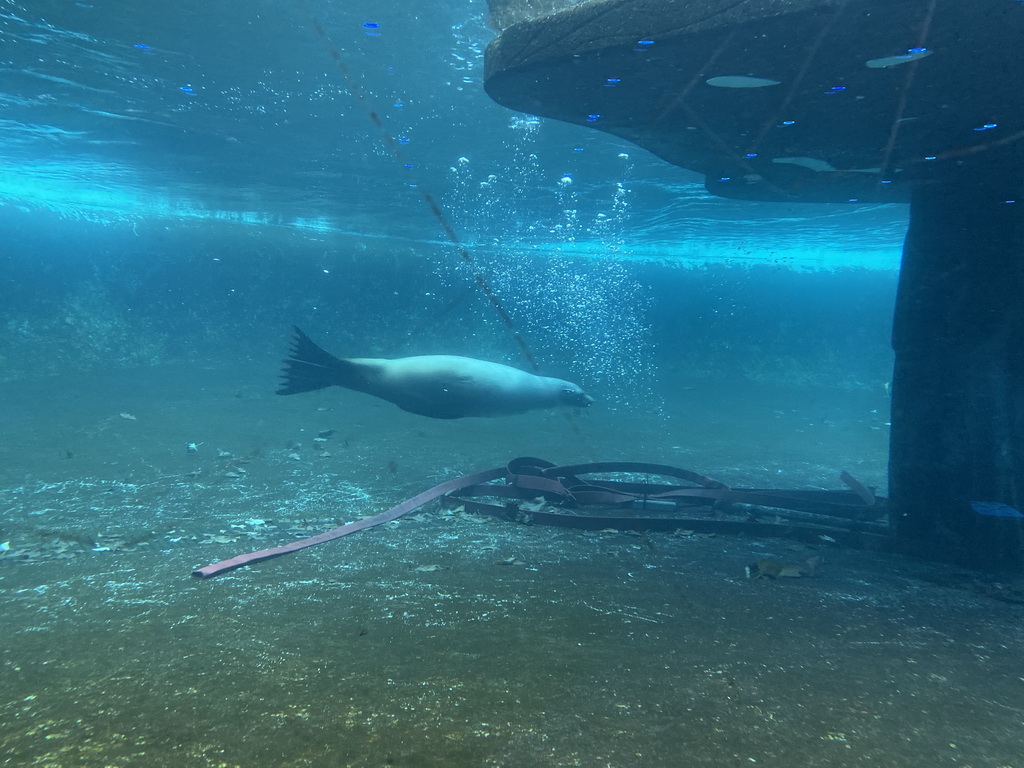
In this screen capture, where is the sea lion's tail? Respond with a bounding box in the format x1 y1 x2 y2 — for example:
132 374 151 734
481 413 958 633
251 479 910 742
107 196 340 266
277 327 356 396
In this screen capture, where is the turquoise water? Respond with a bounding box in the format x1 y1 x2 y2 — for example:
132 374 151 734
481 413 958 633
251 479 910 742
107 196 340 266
0 0 906 268
2 1 1022 766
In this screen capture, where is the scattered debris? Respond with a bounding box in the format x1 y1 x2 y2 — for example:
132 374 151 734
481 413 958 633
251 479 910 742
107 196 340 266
493 556 526 566
36 528 97 549
0 530 159 563
746 555 822 580
202 534 237 545
519 497 548 513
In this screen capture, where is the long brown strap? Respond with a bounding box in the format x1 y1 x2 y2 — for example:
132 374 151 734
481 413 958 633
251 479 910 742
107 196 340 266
192 466 506 578
192 459 879 578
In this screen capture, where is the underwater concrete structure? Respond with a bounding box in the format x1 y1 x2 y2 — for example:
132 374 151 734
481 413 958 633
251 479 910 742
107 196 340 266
483 0 1024 569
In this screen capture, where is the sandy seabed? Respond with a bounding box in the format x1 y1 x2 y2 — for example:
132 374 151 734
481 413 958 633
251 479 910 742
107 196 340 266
1 364 1022 768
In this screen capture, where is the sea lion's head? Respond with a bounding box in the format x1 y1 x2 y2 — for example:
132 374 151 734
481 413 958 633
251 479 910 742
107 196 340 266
557 381 595 409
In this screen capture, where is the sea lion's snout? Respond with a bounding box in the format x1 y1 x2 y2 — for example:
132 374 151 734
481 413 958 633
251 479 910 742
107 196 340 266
561 385 594 408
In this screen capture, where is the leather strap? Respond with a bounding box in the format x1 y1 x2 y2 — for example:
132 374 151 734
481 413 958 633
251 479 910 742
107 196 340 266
192 466 506 578
193 458 879 578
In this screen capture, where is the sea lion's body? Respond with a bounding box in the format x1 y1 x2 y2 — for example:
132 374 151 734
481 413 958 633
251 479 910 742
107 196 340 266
277 327 593 419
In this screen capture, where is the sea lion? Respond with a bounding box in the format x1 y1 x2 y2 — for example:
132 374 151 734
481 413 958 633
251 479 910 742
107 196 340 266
276 327 594 419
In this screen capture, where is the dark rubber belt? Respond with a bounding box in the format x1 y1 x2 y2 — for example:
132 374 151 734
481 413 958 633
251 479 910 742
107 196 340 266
193 458 879 579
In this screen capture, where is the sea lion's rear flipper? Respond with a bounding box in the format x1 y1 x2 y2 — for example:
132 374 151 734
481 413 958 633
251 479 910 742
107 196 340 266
277 327 358 396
